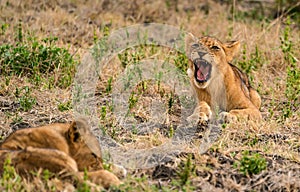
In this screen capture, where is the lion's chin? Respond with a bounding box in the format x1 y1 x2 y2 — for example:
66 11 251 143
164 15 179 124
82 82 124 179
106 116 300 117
193 78 210 89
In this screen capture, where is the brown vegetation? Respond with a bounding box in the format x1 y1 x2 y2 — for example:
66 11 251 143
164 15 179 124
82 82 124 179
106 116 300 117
0 0 299 191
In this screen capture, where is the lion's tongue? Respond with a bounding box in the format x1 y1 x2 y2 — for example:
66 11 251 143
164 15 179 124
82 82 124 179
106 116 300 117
196 65 210 81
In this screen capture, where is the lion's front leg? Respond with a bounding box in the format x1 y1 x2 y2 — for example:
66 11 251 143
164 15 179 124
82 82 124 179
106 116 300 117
219 107 262 123
187 101 212 125
80 170 121 189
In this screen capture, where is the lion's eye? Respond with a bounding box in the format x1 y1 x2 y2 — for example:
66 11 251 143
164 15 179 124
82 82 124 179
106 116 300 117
91 153 98 158
191 43 199 48
211 45 220 50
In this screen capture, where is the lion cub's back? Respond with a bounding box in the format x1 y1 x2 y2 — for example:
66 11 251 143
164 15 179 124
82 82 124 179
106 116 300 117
0 123 71 153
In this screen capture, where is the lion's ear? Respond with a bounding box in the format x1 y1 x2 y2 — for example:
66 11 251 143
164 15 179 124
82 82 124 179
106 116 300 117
68 119 89 143
223 41 240 62
68 121 81 143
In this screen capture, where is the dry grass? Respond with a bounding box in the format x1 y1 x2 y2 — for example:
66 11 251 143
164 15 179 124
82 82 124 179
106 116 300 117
0 0 299 191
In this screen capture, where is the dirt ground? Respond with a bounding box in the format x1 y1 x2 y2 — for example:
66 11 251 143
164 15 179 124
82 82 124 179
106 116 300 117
0 0 299 191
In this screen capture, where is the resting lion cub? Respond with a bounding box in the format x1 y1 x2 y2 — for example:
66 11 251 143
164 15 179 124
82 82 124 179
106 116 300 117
0 118 120 189
186 35 262 124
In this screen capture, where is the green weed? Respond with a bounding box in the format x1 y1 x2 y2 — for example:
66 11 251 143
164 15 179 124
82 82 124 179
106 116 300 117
167 155 196 191
173 53 188 74
57 100 72 112
176 155 195 186
100 106 107 120
77 170 91 192
155 71 163 91
118 47 146 68
280 17 300 120
106 77 113 93
11 113 23 125
0 158 23 191
238 45 263 78
42 169 54 181
167 93 175 114
15 86 36 112
128 91 139 110
0 23 9 35
234 151 267 176
0 23 76 88
168 125 174 138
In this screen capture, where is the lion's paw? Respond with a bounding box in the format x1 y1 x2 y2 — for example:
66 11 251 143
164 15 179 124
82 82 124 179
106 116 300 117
198 112 209 126
218 112 237 124
187 112 209 126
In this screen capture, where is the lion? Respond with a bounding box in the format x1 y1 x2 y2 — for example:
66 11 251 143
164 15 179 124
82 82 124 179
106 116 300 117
186 35 262 124
0 118 121 189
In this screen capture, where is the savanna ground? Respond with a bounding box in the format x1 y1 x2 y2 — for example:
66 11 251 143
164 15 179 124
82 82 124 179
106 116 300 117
0 0 299 191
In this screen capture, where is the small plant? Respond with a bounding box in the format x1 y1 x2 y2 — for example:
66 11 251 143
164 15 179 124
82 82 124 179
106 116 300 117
106 77 113 93
1 158 17 182
15 86 36 112
100 106 107 120
234 151 267 176
57 100 72 112
238 45 263 77
170 155 196 191
118 50 130 68
176 155 195 186
11 112 23 125
168 124 174 138
77 169 92 192
173 53 189 74
1 23 9 35
280 17 300 120
248 137 258 147
131 125 138 135
42 169 54 181
128 91 139 110
167 93 175 114
155 71 163 91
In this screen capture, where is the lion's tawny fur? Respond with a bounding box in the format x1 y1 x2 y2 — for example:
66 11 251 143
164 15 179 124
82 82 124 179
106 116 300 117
186 35 262 123
0 118 120 189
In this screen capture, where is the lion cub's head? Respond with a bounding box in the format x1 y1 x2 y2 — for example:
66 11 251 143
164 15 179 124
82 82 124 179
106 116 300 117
67 118 103 171
186 35 240 89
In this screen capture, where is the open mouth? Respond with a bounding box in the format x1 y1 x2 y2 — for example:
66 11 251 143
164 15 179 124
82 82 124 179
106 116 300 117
193 58 212 83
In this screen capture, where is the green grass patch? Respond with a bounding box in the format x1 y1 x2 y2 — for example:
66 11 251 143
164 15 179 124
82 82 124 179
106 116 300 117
57 100 72 112
234 151 267 176
0 23 76 88
280 17 300 120
0 158 23 191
